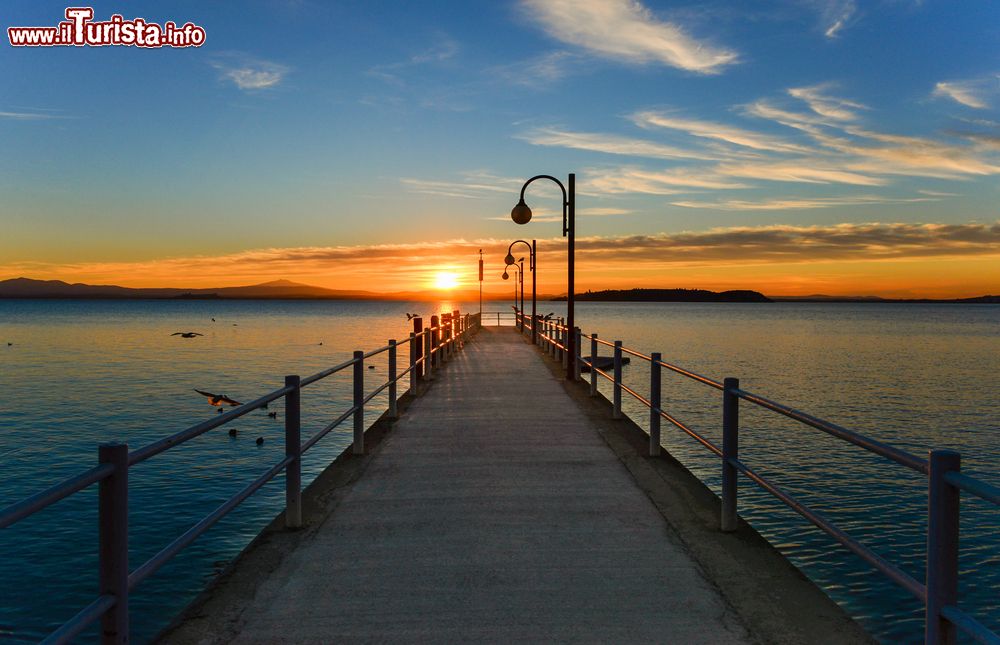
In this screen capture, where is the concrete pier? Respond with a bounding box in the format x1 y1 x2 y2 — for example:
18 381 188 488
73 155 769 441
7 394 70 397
162 327 870 644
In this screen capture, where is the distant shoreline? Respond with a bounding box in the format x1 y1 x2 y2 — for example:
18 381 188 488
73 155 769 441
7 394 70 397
1 278 995 304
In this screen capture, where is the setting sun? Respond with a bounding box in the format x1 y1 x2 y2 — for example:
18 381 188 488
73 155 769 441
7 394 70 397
433 271 459 290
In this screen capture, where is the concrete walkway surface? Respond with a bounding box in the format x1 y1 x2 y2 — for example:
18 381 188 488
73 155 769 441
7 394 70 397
170 327 751 643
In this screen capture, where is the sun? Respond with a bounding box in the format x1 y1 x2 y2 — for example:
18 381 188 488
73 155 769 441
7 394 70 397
433 271 459 290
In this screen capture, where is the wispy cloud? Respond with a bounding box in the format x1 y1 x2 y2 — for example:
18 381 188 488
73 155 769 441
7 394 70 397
671 195 936 211
491 51 578 88
520 0 738 74
631 110 809 153
932 76 999 109
0 108 70 120
788 84 866 120
211 55 289 91
819 0 857 38
583 167 748 195
518 127 719 161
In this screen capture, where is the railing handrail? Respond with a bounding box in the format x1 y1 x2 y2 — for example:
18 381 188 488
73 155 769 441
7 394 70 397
0 310 483 644
520 312 998 645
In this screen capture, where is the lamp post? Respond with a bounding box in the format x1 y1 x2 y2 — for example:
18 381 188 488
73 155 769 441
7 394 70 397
505 239 536 344
501 262 522 328
511 174 575 380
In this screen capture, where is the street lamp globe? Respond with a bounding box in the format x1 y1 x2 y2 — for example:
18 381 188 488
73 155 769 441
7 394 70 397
502 271 509 280
510 199 532 225
504 252 516 265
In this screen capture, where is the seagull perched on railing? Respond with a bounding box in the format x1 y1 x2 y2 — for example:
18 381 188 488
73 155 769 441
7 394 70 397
194 389 243 407
171 332 203 338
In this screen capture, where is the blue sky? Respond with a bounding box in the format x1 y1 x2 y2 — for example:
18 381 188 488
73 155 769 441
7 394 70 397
1 1 998 295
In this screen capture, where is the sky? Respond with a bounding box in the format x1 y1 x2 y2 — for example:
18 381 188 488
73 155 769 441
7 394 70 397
1 0 999 297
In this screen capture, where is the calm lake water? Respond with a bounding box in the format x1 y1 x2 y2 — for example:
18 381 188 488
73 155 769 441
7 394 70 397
1 299 997 642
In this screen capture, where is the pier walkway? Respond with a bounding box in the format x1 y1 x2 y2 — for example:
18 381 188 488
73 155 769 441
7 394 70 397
167 327 751 643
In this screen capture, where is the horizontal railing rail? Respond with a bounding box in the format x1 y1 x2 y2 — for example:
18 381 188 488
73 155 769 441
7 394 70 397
481 310 519 326
0 310 482 644
513 310 998 645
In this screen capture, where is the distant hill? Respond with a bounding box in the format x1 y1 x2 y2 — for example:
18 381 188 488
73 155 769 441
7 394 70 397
0 277 536 302
0 277 379 300
564 288 772 303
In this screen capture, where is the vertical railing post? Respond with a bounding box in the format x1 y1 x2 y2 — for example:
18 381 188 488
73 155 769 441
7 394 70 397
612 341 623 418
353 350 364 455
590 333 598 397
573 327 582 381
926 449 961 645
408 332 417 395
649 354 661 457
430 315 439 368
388 340 398 419
721 377 740 532
98 442 128 645
284 375 302 529
412 317 423 380
561 321 569 370
424 326 433 380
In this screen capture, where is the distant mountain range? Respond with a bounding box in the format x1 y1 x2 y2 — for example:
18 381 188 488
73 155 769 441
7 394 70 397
1 278 996 304
0 277 531 302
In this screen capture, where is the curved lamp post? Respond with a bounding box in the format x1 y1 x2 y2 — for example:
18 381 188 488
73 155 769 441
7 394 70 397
511 174 575 380
501 260 523 328
505 239 536 343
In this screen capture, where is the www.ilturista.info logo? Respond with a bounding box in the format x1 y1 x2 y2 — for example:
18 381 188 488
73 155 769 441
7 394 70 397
8 7 206 48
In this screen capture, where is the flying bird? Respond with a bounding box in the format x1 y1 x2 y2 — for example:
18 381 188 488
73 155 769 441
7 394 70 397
194 389 243 407
172 332 203 338
406 313 420 320
267 411 277 419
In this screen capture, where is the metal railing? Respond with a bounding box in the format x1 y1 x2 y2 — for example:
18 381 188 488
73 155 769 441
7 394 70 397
0 311 482 644
515 311 999 645
480 310 519 326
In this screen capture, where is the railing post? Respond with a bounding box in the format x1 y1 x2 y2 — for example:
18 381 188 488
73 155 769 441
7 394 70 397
561 322 569 370
573 327 582 381
613 341 623 418
649 354 662 457
388 340 398 419
590 333 598 397
98 442 128 645
283 375 302 529
721 377 740 532
926 449 961 645
430 315 439 368
353 351 364 455
424 326 433 380
408 332 417 396
412 317 423 380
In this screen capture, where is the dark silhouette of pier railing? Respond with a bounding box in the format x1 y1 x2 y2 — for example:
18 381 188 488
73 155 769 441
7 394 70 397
517 310 999 645
480 309 519 326
0 311 482 644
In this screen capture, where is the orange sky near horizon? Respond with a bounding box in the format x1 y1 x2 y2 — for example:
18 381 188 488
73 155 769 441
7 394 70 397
3 225 998 299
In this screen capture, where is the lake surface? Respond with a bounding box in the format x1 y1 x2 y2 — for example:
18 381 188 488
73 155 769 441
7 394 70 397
0 299 997 642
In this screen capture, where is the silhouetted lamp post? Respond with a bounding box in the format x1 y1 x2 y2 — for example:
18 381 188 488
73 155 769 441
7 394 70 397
505 239 536 343
501 261 523 328
511 174 575 380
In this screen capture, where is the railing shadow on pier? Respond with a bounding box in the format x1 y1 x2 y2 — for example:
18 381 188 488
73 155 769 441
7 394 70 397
0 310 482 644
514 309 999 645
